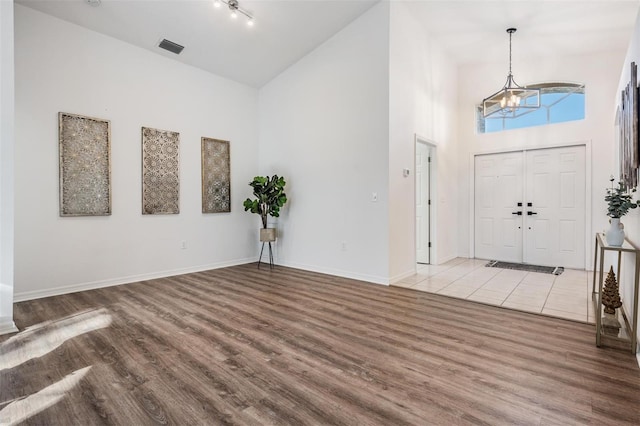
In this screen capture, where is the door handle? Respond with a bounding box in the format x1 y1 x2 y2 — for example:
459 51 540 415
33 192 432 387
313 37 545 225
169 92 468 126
527 211 537 215
512 211 522 215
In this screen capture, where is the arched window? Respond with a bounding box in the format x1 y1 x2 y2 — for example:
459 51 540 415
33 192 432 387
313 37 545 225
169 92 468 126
477 82 585 133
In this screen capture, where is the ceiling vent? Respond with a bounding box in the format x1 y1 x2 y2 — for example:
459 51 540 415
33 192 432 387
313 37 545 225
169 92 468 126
158 39 184 55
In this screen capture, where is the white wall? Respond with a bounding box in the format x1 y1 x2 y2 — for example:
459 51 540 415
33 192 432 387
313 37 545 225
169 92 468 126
388 2 459 281
258 2 390 284
14 5 259 300
614 8 640 357
457 50 627 267
0 0 17 333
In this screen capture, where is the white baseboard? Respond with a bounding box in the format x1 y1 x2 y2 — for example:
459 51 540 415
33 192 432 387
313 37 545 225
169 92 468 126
0 319 18 335
14 257 258 302
276 260 389 286
390 268 417 284
14 257 391 302
437 253 459 265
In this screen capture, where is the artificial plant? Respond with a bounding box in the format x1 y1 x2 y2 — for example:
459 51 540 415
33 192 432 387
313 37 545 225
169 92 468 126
605 178 638 218
243 175 287 228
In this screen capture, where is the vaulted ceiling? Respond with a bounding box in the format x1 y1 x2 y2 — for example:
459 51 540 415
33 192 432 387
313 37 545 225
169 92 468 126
404 1 640 67
16 0 640 87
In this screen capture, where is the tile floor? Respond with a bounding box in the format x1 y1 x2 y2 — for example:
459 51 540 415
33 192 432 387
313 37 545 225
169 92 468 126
394 258 594 323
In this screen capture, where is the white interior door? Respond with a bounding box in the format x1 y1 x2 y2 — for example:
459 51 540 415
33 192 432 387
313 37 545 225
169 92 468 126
416 143 430 264
474 146 586 268
524 146 586 269
474 152 524 263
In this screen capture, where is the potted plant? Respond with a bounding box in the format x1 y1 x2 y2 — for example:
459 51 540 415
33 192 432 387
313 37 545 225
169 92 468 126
243 175 287 243
605 177 637 246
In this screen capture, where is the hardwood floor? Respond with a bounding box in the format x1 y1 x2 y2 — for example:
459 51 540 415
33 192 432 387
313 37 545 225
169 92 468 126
1 264 639 425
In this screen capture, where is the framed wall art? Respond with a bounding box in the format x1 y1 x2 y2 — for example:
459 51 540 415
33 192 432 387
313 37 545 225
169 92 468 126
58 112 111 216
141 127 180 214
619 62 639 189
201 137 231 213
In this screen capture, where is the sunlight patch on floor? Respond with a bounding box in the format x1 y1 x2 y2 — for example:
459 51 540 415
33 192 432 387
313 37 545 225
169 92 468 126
0 308 112 371
0 366 91 425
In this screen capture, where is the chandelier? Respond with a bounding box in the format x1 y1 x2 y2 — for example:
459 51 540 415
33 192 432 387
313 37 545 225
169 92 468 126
482 28 539 118
213 0 254 27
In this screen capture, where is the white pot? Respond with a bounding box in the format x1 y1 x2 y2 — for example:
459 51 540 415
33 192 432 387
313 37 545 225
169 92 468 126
606 218 625 247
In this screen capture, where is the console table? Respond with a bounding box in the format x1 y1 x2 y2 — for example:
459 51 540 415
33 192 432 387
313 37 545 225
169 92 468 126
592 233 639 353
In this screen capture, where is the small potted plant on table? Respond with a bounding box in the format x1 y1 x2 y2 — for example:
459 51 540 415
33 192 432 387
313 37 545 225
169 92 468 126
605 177 637 246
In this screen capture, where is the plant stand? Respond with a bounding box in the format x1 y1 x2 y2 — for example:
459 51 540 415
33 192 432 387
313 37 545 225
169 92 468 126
258 228 276 270
258 242 274 270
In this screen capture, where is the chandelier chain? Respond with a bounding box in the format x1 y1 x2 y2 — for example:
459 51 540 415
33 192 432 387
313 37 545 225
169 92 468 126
506 28 517 77
509 30 512 76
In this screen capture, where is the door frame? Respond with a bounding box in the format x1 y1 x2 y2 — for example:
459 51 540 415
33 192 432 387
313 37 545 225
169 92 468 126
468 141 592 269
415 135 438 265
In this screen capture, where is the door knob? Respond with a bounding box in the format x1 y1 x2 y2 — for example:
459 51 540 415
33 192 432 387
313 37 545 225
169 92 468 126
527 211 537 215
512 211 522 215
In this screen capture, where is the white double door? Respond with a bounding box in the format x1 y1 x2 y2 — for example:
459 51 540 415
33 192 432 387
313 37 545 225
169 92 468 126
474 146 586 269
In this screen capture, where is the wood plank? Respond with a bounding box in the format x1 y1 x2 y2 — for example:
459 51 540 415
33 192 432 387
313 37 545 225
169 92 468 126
1 263 639 425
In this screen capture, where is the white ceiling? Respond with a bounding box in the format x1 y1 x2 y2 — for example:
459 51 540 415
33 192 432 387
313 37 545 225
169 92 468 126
16 0 379 87
16 0 640 88
404 1 640 67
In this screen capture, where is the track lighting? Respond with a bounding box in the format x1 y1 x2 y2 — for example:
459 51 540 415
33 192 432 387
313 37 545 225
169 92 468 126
213 0 254 26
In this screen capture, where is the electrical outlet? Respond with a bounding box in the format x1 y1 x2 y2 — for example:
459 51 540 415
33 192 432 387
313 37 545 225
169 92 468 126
341 241 347 251
181 240 187 250
372 192 378 202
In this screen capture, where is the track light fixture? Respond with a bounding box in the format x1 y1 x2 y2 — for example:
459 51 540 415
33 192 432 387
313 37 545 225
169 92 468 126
213 0 254 27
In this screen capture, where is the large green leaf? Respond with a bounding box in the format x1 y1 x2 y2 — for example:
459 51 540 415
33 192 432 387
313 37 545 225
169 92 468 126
605 180 638 217
244 175 288 221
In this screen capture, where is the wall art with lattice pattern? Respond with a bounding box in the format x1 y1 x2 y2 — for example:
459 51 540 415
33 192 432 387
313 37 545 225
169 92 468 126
201 138 231 213
58 112 111 216
141 127 180 215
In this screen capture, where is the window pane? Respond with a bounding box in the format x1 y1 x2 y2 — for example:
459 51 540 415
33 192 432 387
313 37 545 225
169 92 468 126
549 93 585 123
477 83 585 134
484 117 504 133
504 107 548 131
